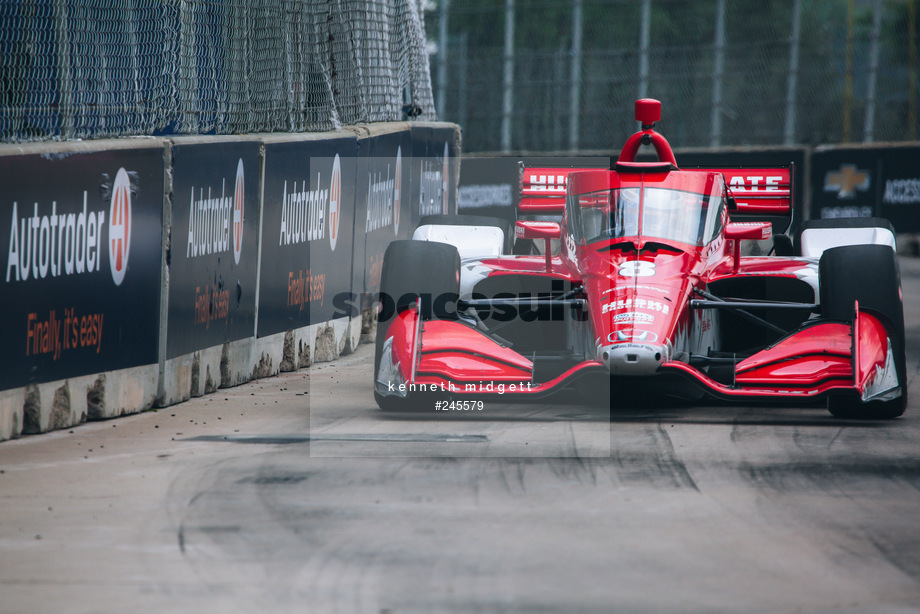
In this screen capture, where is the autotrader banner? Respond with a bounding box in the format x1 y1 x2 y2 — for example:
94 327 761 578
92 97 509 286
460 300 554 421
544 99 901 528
166 140 261 358
258 135 358 337
0 144 165 391
810 144 920 232
354 129 413 302
409 123 461 231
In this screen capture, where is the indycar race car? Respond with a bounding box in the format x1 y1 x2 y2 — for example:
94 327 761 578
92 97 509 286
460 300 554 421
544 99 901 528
374 99 906 419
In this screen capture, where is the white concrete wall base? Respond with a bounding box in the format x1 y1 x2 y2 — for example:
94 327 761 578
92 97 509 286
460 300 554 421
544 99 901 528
359 309 377 345
3 318 374 440
0 364 158 441
343 316 363 354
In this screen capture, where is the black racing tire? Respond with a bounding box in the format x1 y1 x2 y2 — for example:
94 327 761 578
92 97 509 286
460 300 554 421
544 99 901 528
795 217 895 256
374 240 460 411
418 214 515 255
819 244 906 419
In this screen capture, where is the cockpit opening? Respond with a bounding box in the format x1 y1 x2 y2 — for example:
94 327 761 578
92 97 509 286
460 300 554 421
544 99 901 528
569 185 727 247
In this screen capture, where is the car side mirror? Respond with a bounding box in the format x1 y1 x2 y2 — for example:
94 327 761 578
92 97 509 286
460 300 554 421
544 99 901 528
724 222 772 271
515 220 561 240
724 221 772 241
516 221 561 271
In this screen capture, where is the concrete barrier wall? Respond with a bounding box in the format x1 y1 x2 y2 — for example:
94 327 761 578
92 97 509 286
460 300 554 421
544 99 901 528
0 123 461 441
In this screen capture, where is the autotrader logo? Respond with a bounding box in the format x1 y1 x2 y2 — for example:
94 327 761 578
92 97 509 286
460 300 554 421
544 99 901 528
188 159 245 262
233 159 244 265
329 154 341 251
109 167 132 286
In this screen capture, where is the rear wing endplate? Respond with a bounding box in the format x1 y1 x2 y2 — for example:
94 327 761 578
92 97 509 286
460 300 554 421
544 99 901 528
520 162 795 231
685 164 794 234
519 163 602 216
717 167 793 216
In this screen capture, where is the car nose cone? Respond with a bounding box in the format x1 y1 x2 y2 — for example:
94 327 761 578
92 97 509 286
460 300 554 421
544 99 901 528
599 343 666 375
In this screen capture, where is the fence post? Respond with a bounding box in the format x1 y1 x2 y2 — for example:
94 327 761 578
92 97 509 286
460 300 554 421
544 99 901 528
911 0 918 141
458 31 468 133
638 0 651 100
437 0 449 120
502 0 515 152
864 0 883 142
783 0 802 145
53 1 74 139
569 0 583 151
844 0 855 142
711 0 726 147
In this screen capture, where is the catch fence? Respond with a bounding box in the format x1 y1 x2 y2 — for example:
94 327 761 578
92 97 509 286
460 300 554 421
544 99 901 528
428 0 920 152
1 0 436 142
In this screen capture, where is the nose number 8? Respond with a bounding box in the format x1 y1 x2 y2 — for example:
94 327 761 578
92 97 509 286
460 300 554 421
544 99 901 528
618 261 656 277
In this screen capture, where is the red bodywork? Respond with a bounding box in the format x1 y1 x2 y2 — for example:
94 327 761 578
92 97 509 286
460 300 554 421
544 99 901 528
376 100 901 407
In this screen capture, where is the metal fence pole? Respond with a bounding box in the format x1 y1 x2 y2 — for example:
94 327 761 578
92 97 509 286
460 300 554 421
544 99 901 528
783 0 802 145
864 0 882 142
437 0 449 120
911 0 918 141
639 0 651 100
501 0 515 152
125 0 140 132
711 0 726 147
844 0 855 142
458 31 468 133
568 0 583 151
555 48 565 148
53 1 74 139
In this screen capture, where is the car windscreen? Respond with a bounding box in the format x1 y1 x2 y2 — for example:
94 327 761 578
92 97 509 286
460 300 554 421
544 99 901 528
576 187 714 246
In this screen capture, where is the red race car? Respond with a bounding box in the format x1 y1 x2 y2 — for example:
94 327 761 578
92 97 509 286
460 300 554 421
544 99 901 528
374 99 906 419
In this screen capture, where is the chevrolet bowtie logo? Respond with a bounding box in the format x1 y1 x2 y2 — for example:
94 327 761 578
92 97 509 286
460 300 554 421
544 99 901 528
824 164 870 199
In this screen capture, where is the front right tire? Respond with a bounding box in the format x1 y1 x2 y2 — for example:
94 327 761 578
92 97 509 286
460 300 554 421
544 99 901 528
819 244 906 419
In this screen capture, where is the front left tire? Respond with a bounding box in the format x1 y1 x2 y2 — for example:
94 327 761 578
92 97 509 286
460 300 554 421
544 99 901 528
373 240 461 411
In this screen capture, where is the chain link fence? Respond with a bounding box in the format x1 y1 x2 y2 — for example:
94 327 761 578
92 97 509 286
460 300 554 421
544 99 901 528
427 0 920 153
0 0 436 142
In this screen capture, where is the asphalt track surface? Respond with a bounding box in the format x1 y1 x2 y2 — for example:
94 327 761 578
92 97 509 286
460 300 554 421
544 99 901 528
2 258 920 614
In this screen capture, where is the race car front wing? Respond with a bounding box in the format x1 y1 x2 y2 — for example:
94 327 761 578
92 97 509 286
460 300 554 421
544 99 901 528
376 302 901 404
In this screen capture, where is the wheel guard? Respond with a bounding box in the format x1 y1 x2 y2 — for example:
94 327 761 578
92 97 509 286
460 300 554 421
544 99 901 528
375 309 605 398
853 307 901 402
660 309 901 402
376 336 408 398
